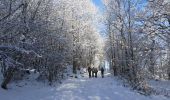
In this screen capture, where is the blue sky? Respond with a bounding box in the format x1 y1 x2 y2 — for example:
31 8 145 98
92 0 104 11
92 0 106 37
92 0 147 11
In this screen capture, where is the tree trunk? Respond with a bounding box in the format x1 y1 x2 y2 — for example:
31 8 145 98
1 68 15 89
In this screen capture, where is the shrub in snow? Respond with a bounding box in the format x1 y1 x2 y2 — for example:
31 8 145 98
0 45 41 89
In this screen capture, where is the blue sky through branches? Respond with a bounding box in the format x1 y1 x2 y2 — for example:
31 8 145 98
92 0 104 11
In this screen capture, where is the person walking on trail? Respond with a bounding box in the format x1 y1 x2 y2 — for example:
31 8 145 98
94 68 98 78
87 66 92 78
101 67 104 78
92 67 95 77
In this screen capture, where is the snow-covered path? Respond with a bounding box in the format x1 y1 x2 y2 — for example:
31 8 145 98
0 73 169 100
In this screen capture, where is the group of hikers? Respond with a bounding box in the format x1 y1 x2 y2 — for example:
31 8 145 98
87 66 104 78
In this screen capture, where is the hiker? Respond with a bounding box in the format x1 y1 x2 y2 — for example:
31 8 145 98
92 67 95 77
101 67 104 78
87 66 92 78
94 68 98 78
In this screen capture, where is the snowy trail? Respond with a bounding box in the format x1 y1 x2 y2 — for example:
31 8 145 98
0 73 169 100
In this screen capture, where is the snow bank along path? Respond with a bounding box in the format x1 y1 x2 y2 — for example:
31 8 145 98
0 72 169 100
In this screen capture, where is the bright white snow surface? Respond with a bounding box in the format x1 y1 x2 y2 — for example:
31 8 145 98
0 72 169 100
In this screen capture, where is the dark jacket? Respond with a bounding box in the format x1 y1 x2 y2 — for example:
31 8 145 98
88 67 91 72
101 67 104 73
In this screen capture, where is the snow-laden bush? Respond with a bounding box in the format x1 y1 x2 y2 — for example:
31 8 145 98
0 45 41 89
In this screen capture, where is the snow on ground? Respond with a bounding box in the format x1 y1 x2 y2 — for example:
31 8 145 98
149 79 170 96
0 72 169 100
149 80 170 91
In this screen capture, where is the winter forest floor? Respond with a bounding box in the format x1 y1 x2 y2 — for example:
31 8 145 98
0 72 169 100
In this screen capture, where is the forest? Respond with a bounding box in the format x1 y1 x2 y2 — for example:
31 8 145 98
0 0 170 100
